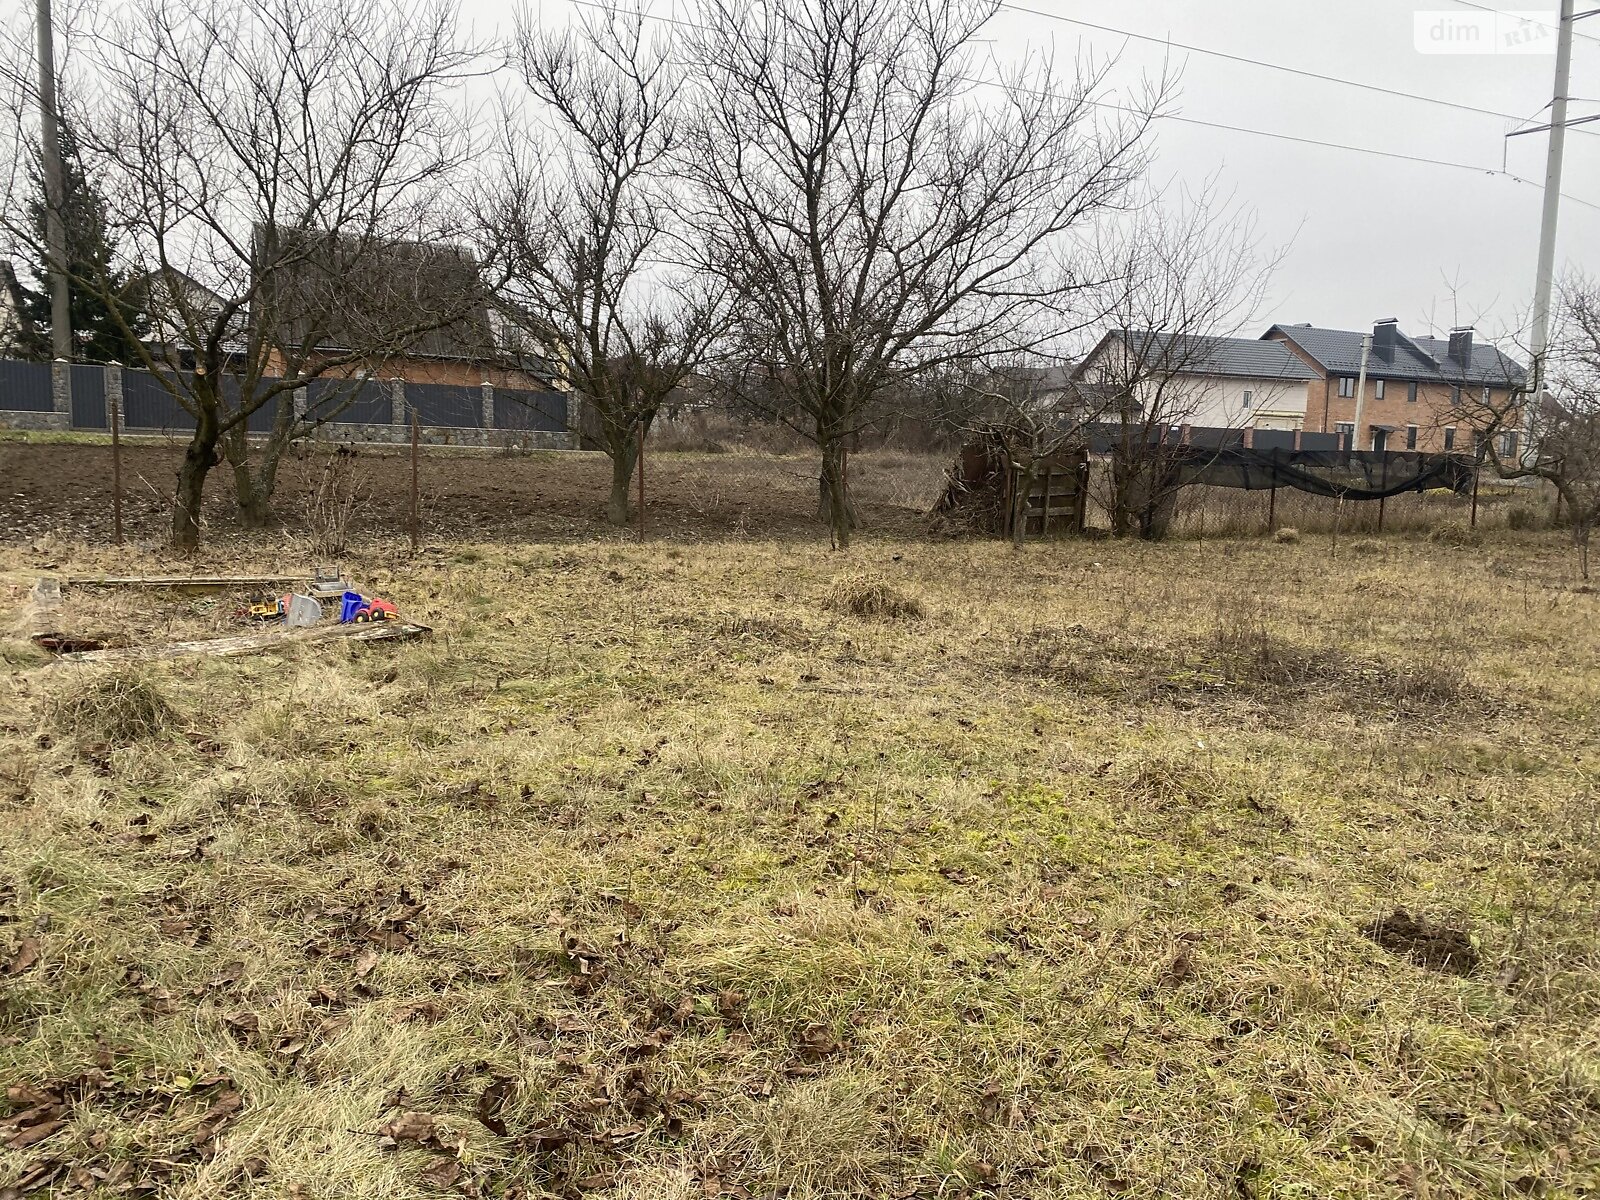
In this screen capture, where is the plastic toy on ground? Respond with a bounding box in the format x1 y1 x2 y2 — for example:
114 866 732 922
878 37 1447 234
351 597 398 623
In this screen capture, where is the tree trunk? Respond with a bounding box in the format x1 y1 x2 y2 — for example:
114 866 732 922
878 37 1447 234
1108 454 1140 538
225 391 298 528
231 457 276 528
171 420 218 552
607 439 637 526
817 440 857 549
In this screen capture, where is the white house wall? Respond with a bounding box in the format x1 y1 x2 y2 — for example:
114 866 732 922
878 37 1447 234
1137 374 1310 430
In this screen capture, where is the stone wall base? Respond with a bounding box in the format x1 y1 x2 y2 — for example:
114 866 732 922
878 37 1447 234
0 410 71 432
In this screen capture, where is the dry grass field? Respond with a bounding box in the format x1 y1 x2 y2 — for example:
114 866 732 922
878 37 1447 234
1 524 1597 1199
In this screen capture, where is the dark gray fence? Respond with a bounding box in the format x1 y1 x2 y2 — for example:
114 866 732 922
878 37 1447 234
409 382 483 428
494 388 566 433
307 378 391 425
1 357 569 440
0 360 54 411
122 369 193 431
70 365 107 429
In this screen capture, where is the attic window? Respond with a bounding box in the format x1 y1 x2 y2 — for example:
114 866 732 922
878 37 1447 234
1242 390 1253 408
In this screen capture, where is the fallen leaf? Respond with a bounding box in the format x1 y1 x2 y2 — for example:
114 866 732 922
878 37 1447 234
379 1111 438 1145
6 1117 63 1150
418 1157 463 1190
476 1076 512 1137
5 936 40 976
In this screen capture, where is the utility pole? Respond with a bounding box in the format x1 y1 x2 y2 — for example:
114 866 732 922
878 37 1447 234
1529 0 1575 392
36 0 72 362
1350 332 1373 451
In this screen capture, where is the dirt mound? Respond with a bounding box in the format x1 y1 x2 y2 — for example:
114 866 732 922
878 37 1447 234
1363 908 1478 976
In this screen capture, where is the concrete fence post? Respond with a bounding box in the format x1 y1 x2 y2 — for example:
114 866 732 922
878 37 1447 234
389 378 406 427
51 358 71 420
481 380 494 429
105 363 123 428
564 388 582 436
293 386 309 423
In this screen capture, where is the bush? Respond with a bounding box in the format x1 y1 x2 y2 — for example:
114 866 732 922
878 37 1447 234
1272 527 1299 544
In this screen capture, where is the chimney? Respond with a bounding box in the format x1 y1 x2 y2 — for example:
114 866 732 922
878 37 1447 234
1448 326 1474 368
1373 317 1399 358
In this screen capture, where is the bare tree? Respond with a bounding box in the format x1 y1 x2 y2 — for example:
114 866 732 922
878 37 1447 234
500 5 726 527
1465 276 1600 578
1 0 483 549
1071 186 1283 538
684 0 1164 548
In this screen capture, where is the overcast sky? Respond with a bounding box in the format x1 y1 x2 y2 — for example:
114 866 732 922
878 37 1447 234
478 0 1598 347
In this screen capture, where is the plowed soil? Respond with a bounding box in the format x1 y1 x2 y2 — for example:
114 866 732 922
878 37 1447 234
0 441 943 545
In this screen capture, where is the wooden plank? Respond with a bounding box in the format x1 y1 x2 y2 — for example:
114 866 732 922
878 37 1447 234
68 575 308 593
60 620 432 663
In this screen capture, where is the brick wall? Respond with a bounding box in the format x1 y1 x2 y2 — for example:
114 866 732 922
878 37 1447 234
1265 332 1504 453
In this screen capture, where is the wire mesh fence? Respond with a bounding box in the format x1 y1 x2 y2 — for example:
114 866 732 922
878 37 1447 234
0 418 1562 548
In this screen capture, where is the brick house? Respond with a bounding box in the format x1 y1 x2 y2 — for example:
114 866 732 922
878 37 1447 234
1264 319 1525 454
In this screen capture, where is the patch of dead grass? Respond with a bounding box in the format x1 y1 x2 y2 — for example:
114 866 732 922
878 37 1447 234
0 531 1595 1199
825 573 925 620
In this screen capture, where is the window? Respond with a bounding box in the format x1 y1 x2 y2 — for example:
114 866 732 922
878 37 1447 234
1335 421 1355 447
1451 385 1462 407
1374 380 1386 400
1499 430 1519 458
1444 426 1456 451
1406 425 1418 450
1338 376 1356 398
1242 389 1253 409
1407 381 1418 403
1483 385 1492 404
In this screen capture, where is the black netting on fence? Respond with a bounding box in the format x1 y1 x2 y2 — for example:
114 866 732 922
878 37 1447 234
1171 447 1473 499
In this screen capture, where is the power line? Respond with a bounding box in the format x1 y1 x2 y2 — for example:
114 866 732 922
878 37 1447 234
995 0 1600 137
1442 0 1600 46
563 0 1600 215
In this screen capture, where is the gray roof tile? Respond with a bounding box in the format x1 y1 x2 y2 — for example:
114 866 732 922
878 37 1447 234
1112 330 1319 381
1267 324 1525 387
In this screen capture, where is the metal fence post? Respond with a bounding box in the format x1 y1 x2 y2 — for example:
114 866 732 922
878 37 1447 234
409 412 420 553
636 422 646 540
1377 451 1389 533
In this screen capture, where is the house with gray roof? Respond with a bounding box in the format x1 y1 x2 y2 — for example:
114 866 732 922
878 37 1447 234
1073 328 1319 431
1265 320 1525 453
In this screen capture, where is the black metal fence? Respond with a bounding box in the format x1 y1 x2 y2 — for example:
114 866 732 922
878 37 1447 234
0 360 53 411
0 357 568 438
